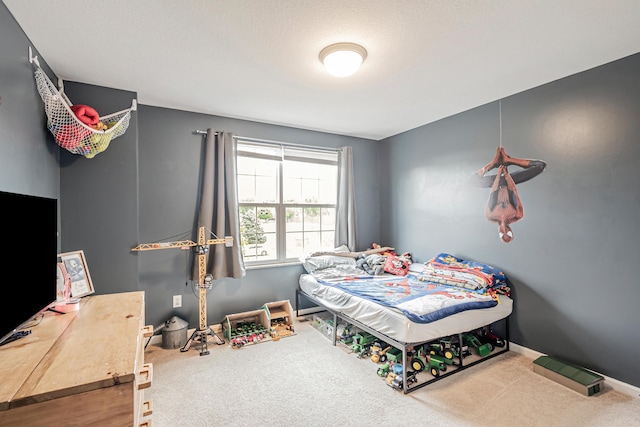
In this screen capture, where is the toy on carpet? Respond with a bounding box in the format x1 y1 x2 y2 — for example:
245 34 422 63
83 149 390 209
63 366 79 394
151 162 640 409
228 321 269 348
269 318 295 340
380 361 418 390
370 342 392 363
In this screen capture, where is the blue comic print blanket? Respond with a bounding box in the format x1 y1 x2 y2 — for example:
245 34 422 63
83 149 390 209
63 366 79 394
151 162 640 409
409 253 511 296
307 252 509 324
316 273 499 324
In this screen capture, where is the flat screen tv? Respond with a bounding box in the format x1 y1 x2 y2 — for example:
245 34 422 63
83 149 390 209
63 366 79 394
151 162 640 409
0 190 58 346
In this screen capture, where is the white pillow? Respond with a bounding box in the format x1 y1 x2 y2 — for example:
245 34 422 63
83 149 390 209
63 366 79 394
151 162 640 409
302 255 356 274
328 244 351 253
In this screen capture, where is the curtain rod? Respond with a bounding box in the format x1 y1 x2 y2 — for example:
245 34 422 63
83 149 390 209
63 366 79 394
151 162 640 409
193 129 340 153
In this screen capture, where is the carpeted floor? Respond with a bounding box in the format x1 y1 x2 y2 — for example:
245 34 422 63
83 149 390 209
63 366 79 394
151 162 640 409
144 317 640 427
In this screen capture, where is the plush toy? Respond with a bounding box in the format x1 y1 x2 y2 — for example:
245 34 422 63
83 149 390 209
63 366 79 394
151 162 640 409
356 255 369 272
364 254 386 275
85 121 121 158
383 251 413 276
86 132 113 158
55 124 91 149
70 104 100 126
92 121 107 131
400 252 413 265
371 243 393 256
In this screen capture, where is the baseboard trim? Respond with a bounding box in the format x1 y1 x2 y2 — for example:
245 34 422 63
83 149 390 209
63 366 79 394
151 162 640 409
148 326 222 347
148 334 162 346
509 343 640 398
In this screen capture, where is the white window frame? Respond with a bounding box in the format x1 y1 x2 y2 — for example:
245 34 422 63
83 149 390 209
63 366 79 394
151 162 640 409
236 139 338 266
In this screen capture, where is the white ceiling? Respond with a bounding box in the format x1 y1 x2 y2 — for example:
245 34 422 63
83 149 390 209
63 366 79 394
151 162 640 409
5 0 640 141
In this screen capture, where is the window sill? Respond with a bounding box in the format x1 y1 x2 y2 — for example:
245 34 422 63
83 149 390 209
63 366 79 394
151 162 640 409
245 261 303 270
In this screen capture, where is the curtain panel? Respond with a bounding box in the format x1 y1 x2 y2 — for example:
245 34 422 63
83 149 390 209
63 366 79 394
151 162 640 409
193 129 246 280
335 146 357 251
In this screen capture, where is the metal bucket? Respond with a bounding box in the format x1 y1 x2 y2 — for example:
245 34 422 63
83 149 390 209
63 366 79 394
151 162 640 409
161 316 188 349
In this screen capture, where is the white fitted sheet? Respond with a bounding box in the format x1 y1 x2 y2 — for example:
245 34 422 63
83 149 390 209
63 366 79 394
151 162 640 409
299 273 513 344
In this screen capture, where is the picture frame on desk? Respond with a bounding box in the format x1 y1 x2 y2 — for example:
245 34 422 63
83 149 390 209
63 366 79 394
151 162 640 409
56 261 72 302
58 250 95 298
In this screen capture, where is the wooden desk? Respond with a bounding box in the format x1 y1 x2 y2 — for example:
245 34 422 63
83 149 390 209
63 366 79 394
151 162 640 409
0 292 152 426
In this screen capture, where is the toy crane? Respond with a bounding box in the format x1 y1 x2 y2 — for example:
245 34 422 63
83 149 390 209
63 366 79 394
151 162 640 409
132 226 233 356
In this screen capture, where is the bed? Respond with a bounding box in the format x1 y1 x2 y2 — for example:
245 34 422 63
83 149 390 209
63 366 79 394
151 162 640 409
296 249 513 393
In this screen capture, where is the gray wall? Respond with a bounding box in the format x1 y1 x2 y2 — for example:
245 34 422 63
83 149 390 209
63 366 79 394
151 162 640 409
4 0 639 389
0 4 58 200
137 106 380 329
1 0 382 341
59 82 139 296
380 52 640 388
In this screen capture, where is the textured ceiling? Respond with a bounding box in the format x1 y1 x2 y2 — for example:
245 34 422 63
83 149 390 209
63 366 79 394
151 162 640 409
5 0 640 140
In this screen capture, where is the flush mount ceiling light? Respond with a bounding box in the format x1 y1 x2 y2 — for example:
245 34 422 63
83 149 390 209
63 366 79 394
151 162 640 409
319 42 367 78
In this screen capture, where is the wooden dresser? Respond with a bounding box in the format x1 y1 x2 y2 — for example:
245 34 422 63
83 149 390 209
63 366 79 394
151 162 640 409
0 291 153 426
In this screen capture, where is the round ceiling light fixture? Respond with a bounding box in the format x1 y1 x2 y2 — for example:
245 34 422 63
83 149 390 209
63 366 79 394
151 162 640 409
319 42 367 78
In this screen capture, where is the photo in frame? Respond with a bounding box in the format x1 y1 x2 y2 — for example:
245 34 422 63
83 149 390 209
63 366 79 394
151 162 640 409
58 250 95 298
56 261 72 303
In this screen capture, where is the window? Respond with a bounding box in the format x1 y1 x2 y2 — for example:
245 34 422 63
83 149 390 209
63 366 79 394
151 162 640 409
236 140 338 264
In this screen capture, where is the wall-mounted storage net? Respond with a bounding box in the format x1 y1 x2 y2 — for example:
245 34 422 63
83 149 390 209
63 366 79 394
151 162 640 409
29 48 137 159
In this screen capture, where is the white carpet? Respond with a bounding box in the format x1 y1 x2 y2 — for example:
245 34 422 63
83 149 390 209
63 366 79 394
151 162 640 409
145 318 640 427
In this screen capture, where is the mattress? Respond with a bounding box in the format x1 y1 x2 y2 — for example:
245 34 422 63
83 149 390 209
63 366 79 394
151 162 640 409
299 273 513 344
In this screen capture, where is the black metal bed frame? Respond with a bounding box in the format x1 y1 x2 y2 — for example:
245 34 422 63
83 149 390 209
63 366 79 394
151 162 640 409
296 289 510 394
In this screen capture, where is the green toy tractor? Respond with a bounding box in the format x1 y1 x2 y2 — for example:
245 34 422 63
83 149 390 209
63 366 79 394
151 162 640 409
428 354 449 377
351 332 377 358
462 333 493 357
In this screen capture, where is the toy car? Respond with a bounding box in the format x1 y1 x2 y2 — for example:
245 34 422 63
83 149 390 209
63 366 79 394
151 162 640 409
474 328 506 350
390 370 418 390
428 354 449 377
370 343 392 363
462 333 493 357
351 332 377 358
385 347 403 364
377 362 391 377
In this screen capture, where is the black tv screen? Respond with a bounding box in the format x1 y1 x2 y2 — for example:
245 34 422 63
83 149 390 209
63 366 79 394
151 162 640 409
0 190 58 345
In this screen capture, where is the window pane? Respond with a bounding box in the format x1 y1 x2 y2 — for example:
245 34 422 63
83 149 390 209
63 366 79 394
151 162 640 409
256 176 276 203
286 207 335 256
304 207 321 231
285 207 303 232
237 174 256 202
321 207 336 229
321 231 335 250
285 230 322 258
304 231 322 253
237 141 338 264
283 161 336 204
286 232 305 259
240 206 276 261
237 157 278 203
318 166 337 203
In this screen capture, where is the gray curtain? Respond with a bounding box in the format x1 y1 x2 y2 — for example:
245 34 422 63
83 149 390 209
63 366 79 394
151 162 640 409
193 129 245 280
335 146 357 251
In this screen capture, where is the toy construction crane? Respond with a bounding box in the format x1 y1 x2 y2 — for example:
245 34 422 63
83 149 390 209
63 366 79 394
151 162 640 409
132 226 233 356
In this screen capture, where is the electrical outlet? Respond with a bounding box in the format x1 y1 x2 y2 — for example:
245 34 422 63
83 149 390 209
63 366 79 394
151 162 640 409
172 295 182 308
